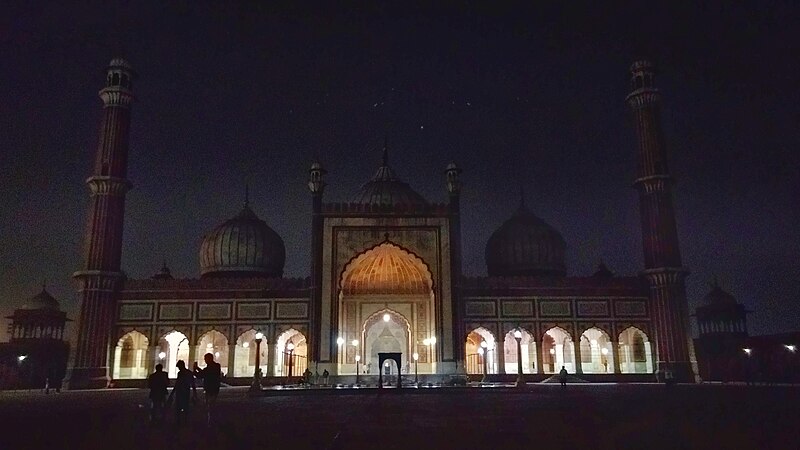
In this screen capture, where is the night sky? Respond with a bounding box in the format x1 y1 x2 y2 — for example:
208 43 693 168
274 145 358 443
1 2 798 341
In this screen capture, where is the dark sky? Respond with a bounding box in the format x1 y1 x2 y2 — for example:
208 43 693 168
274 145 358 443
1 2 798 340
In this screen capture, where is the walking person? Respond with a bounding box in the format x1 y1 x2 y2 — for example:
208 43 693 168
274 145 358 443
193 353 222 425
559 366 568 387
167 360 196 426
147 363 169 424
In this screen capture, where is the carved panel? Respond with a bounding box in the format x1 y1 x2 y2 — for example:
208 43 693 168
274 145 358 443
156 325 192 341
119 303 153 321
158 303 193 321
539 300 571 317
615 300 648 317
576 301 609 317
237 302 271 319
465 301 496 317
276 302 309 319
198 303 231 320
501 301 533 317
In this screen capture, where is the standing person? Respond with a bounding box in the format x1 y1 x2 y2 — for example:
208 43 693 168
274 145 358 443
147 364 169 424
194 353 222 425
167 360 196 426
559 366 568 387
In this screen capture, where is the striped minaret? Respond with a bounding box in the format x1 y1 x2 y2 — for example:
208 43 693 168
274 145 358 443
626 60 695 382
68 58 135 389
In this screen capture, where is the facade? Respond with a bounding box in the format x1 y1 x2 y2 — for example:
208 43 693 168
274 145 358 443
66 58 697 389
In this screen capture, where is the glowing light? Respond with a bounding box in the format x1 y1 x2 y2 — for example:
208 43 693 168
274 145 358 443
514 329 522 339
214 352 220 358
413 352 419 361
255 331 264 340
158 352 166 359
17 355 27 362
355 355 361 362
430 336 436 345
287 342 295 352
601 348 609 355
743 348 752 355
423 338 430 346
383 313 390 322
351 339 359 347
477 347 484 355
785 345 796 352
336 337 345 346
549 348 555 355
480 341 488 349
590 339 598 346
242 342 249 349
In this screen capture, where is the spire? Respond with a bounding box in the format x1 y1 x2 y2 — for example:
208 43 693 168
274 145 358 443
382 135 389 167
244 183 250 209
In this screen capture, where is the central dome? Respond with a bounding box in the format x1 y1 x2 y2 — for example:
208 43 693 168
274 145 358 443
485 203 567 277
199 204 285 278
349 146 427 207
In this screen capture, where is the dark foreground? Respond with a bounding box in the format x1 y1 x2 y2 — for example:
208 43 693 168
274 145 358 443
0 384 798 450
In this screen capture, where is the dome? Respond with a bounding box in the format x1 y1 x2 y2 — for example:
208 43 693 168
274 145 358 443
349 146 427 207
199 204 285 278
704 282 737 305
22 287 60 311
485 204 567 277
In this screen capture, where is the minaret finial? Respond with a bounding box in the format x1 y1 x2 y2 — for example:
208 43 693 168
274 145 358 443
382 135 389 167
244 183 250 208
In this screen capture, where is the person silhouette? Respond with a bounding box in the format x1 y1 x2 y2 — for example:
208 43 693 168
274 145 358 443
193 353 222 425
559 366 568 387
147 363 169 424
167 360 196 425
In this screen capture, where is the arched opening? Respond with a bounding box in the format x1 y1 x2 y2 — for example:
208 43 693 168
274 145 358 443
158 330 190 378
542 327 575 374
504 328 537 374
362 309 411 377
580 327 614 374
196 330 229 375
113 331 148 379
234 329 268 377
465 328 497 375
618 327 654 374
275 329 307 377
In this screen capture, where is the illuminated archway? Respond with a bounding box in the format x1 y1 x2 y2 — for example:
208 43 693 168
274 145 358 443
465 327 497 375
234 329 268 377
542 327 575 374
362 309 411 376
196 330 229 375
275 328 307 377
618 327 654 374
503 328 536 374
113 331 148 379
579 327 614 374
158 330 190 378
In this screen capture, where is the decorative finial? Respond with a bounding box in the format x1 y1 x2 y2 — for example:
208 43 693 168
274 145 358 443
382 135 389 167
244 183 250 208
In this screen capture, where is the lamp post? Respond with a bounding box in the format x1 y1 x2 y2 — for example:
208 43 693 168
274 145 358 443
413 352 419 386
352 339 359 385
250 331 264 392
480 340 491 383
355 354 361 386
514 329 524 387
601 347 609 373
423 336 436 374
287 342 295 379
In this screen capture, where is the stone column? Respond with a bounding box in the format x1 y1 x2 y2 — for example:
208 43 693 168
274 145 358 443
612 341 622 374
535 339 544 374
227 344 236 376
496 335 506 374
573 339 583 374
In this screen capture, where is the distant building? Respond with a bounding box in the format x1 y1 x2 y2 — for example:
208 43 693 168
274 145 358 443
0 287 70 389
694 283 799 383
65 58 697 389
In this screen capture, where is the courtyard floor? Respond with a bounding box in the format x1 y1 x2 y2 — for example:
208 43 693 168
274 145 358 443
0 383 798 449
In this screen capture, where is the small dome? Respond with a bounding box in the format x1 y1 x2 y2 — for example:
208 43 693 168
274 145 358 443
22 287 60 311
199 204 285 278
350 145 427 207
485 205 566 277
704 282 737 305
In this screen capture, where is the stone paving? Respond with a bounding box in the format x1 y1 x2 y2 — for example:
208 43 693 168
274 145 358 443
0 383 798 449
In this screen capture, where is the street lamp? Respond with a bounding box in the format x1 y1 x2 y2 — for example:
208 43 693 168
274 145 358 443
158 351 166 360
17 355 27 363
287 342 295 379
743 348 752 356
601 347 609 373
413 352 419 385
785 344 796 353
355 354 361 386
479 341 490 383
513 329 524 387
250 331 264 392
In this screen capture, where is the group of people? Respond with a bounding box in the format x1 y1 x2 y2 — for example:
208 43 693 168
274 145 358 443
147 352 222 425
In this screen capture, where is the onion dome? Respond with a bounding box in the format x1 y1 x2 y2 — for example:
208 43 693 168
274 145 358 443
485 197 567 277
703 279 737 305
199 201 285 278
22 285 60 311
349 142 427 207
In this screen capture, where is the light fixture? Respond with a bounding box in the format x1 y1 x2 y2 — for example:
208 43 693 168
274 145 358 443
287 342 295 351
337 337 345 346
477 347 484 355
158 351 166 359
355 354 361 362
413 352 419 361
601 348 609 355
430 336 437 345
243 342 249 348
514 329 522 339
549 348 555 355
743 348 752 355
255 331 264 340
352 339 359 347
785 345 796 352
423 338 430 346
17 355 27 362
480 341 488 349
214 352 220 358
591 339 598 346
383 313 390 322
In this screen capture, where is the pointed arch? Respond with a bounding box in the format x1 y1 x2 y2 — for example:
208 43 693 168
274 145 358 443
618 326 654 374
196 330 230 375
465 327 498 375
113 331 149 380
339 241 434 296
503 328 537 374
275 328 307 377
580 327 614 374
542 327 575 374
234 329 268 377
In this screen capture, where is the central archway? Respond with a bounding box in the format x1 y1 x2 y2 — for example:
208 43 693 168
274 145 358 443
338 241 437 375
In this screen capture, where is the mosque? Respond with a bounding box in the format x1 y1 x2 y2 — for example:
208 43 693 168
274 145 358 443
55 57 702 389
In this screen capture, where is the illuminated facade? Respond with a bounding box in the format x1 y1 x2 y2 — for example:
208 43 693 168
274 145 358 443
67 58 696 388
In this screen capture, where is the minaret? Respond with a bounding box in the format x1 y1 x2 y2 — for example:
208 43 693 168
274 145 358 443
626 60 695 382
68 58 135 389
445 162 465 373
308 160 326 366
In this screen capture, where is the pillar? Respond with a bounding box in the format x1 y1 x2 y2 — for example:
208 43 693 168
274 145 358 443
612 340 621 374
573 338 583 374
